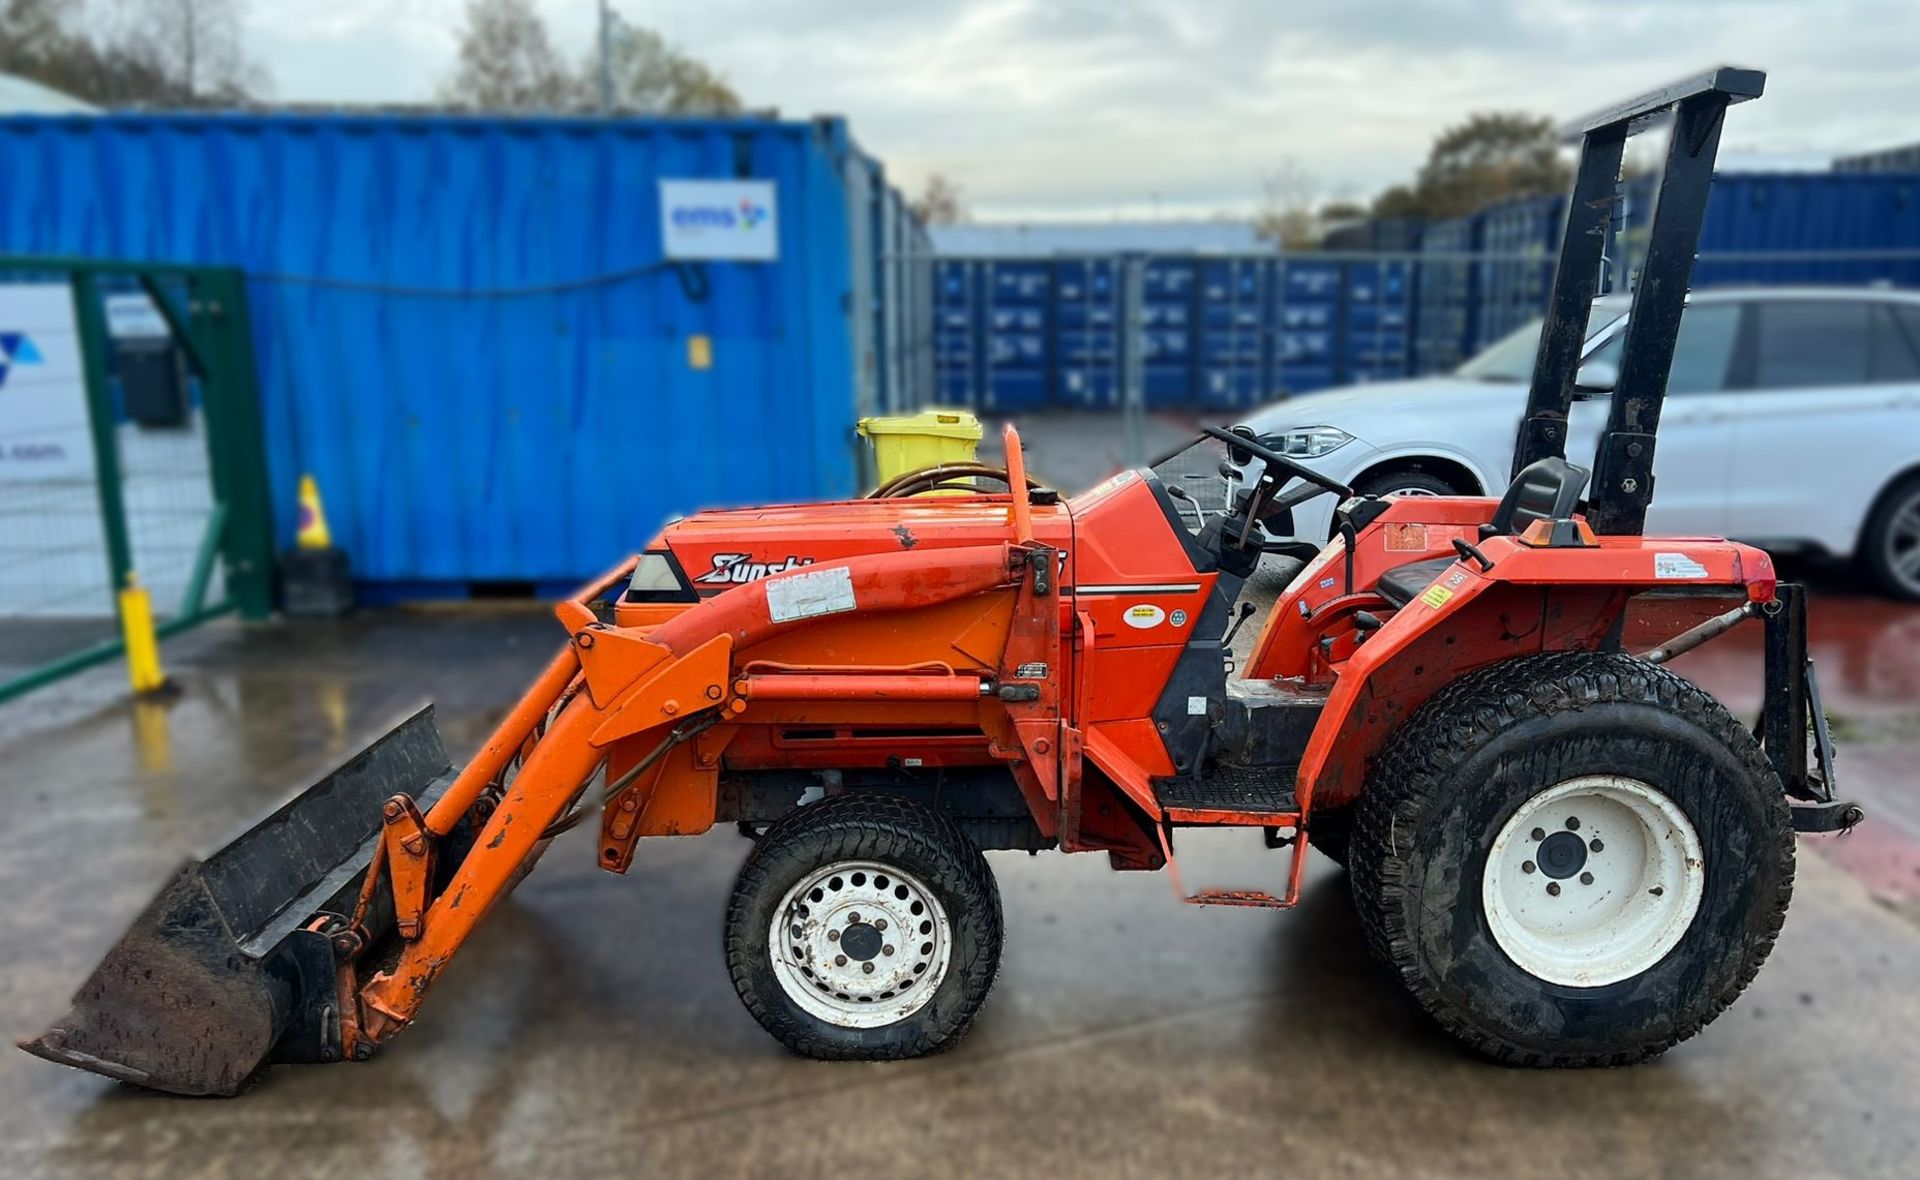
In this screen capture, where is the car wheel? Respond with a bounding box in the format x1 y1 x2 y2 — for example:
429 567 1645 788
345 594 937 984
1355 470 1461 499
1862 473 1920 601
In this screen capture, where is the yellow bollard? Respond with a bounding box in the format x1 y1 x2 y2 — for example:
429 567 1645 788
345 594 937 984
117 575 171 695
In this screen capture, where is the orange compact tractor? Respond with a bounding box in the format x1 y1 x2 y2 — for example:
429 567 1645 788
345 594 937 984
26 68 1863 1095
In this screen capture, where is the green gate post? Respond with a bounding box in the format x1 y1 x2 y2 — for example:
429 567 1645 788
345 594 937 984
68 272 135 599
194 268 276 621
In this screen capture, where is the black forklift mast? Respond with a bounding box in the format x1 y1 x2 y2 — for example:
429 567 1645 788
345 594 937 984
1512 66 1766 535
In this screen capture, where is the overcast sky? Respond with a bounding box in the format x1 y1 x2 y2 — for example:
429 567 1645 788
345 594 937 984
246 0 1920 220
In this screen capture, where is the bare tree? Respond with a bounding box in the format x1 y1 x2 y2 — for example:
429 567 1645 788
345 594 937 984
584 14 741 114
1254 157 1321 248
439 0 571 111
1 0 261 106
122 0 264 103
910 173 966 225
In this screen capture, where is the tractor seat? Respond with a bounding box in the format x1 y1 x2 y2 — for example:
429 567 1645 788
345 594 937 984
1373 457 1591 609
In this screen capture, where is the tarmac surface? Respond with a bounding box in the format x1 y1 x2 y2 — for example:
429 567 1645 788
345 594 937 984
3 419 1918 1179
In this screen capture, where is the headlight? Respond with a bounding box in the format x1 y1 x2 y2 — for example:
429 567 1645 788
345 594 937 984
1264 426 1354 459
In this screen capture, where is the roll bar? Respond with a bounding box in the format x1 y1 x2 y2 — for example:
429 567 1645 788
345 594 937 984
1512 65 1766 536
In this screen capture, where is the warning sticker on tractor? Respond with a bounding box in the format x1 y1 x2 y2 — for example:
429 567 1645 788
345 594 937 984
766 566 857 623
1420 584 1455 609
1654 552 1710 580
1123 604 1166 629
1385 523 1428 552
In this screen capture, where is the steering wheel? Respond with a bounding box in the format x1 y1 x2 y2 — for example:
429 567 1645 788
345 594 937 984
1201 425 1354 499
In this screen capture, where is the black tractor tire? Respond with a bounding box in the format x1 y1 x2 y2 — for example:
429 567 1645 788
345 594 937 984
1355 469 1462 499
1349 651 1794 1067
1860 472 1920 601
1306 803 1353 867
725 794 1003 1060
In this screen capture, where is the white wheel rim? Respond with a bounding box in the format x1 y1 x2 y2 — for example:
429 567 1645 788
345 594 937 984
770 860 953 1028
1886 492 1920 593
1386 485 1439 497
1481 775 1705 988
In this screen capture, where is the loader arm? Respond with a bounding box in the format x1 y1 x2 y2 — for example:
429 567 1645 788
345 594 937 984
25 538 1039 1092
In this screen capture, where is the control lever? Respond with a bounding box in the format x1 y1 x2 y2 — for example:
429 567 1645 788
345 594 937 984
1452 537 1495 572
1165 484 1207 530
1220 601 1257 651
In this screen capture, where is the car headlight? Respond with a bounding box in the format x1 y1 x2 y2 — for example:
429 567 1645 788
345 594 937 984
1263 426 1354 459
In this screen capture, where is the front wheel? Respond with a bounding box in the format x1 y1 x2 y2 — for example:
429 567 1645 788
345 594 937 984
1349 652 1794 1067
724 794 1003 1060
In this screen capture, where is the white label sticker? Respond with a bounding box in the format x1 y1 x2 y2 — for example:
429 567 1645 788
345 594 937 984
660 179 779 261
1654 552 1710 580
1123 604 1166 629
766 565 856 622
1186 695 1208 716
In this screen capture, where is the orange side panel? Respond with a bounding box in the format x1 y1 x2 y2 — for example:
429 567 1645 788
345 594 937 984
1084 720 1172 819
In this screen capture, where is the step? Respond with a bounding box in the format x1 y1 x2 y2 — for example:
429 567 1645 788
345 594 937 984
1153 764 1298 823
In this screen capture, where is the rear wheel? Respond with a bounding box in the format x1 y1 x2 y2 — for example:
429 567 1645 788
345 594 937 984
1349 652 1794 1066
1862 473 1920 601
1355 469 1461 499
725 794 1002 1060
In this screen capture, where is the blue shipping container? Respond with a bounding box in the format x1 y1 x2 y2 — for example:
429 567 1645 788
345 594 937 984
0 112 906 591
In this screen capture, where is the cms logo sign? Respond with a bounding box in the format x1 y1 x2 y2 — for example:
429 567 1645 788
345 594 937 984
670 198 769 231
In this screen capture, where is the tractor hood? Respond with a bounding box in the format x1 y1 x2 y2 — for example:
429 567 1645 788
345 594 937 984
654 495 1074 594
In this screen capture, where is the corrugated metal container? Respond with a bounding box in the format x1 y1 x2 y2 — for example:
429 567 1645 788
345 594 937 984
867 166 934 412
1415 214 1483 373
1475 194 1563 351
933 259 981 407
1271 258 1343 395
1321 217 1425 253
0 111 902 592
1053 258 1121 409
1688 172 1920 288
1343 258 1413 384
1197 258 1267 409
981 260 1050 411
1141 258 1198 408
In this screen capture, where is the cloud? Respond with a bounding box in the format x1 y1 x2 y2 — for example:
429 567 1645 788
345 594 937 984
244 0 1920 218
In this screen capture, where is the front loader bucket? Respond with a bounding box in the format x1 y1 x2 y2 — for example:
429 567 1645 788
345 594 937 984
21 706 458 1096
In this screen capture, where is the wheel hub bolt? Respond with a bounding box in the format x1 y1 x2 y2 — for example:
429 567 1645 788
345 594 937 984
875 919 887 931
1580 872 1594 886
835 954 847 967
1565 817 1581 831
883 944 895 956
1590 838 1604 853
862 962 875 974
848 912 861 924
1546 882 1561 897
828 930 840 942
1522 860 1537 874
1531 828 1546 842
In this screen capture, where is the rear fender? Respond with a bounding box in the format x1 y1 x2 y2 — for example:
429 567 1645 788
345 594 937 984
1295 535 1777 814
1296 577 1624 815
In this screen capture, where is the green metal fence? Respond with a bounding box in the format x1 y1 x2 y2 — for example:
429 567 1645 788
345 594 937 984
0 257 274 704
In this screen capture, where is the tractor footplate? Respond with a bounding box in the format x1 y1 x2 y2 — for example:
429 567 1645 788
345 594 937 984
1154 766 1298 822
